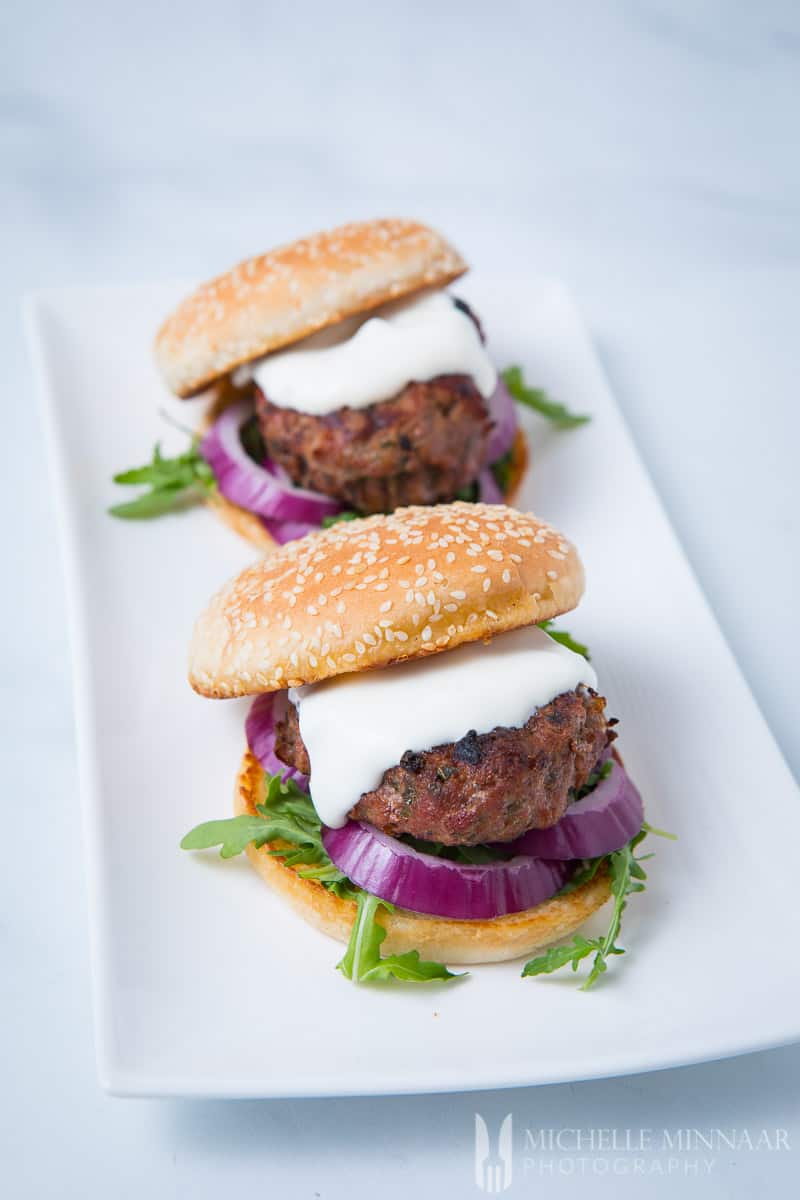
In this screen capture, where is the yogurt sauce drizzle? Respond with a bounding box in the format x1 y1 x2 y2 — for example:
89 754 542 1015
247 290 497 415
289 625 598 829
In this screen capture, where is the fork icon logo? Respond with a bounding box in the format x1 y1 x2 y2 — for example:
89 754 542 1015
474 1113 513 1192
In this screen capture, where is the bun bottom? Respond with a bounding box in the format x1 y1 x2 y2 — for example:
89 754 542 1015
502 428 529 506
206 490 277 551
204 425 530 555
235 750 611 965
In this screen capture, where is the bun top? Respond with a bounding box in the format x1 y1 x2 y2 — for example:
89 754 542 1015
155 218 468 397
189 503 586 698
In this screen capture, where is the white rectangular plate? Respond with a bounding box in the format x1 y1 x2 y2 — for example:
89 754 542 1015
27 277 800 1098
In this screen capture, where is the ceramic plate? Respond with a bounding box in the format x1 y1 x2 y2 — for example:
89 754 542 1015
26 277 800 1097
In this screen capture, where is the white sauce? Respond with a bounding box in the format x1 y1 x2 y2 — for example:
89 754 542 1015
248 290 497 414
289 625 598 829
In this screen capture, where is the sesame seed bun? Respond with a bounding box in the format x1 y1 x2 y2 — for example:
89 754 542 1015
234 750 611 964
189 501 584 698
155 219 468 398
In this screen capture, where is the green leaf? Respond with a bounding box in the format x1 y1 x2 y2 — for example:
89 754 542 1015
109 438 215 520
554 854 606 896
538 619 591 660
575 758 612 799
337 892 462 984
522 824 661 990
642 821 678 841
239 414 267 464
180 815 275 859
180 773 324 861
399 834 506 865
490 448 514 495
502 365 590 429
455 481 480 503
321 510 362 528
521 935 597 977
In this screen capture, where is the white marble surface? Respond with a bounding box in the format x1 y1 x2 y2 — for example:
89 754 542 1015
2 2 799 1196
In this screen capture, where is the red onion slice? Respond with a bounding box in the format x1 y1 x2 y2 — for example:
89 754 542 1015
484 377 518 463
245 693 309 788
322 822 570 920
200 401 342 524
507 759 643 860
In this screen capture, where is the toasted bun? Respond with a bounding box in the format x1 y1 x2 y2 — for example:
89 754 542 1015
189 501 584 697
503 429 529 506
235 751 611 964
205 489 277 552
206 428 528 554
155 219 468 398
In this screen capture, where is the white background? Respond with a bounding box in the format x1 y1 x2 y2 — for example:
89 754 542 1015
2 2 798 1197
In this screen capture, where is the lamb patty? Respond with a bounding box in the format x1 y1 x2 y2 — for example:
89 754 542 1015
254 374 491 514
275 687 613 845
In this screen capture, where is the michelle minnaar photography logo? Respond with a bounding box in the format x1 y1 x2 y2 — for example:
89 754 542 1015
473 1115 790 1187
475 1113 514 1193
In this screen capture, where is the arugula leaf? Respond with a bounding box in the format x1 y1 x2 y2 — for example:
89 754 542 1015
554 854 607 897
180 773 328 861
455 482 480 503
642 820 678 841
502 365 590 429
321 511 361 528
400 833 506 865
538 619 590 660
109 439 215 519
522 827 652 990
575 758 612 799
238 413 267 464
337 892 462 984
180 814 277 859
490 448 514 494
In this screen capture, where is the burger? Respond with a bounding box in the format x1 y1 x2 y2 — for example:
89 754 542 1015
182 502 652 987
109 219 586 547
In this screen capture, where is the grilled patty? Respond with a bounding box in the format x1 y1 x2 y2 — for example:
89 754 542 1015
254 374 491 514
275 687 613 845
